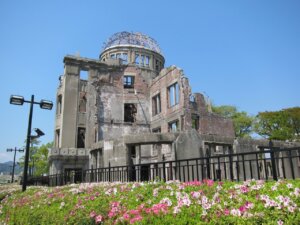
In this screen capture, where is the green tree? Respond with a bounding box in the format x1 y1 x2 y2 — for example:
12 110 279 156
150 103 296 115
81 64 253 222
33 142 53 176
254 107 300 141
212 105 254 138
18 141 53 176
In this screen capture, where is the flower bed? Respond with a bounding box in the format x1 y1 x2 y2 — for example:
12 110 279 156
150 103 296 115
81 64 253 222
0 179 299 224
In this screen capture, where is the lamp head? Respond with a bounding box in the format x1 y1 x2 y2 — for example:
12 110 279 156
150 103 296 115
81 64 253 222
40 100 53 110
10 95 24 105
34 128 45 137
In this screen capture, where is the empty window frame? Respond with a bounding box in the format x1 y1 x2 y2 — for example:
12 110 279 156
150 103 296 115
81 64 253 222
110 54 116 59
124 103 137 123
135 53 140 64
192 114 199 130
152 94 161 116
168 82 180 107
152 127 161 133
123 75 135 88
56 95 62 115
116 53 121 59
155 59 159 71
79 92 87 113
55 129 60 148
189 94 196 102
145 56 150 66
140 55 145 66
168 120 179 132
77 127 86 148
121 53 128 64
130 146 136 158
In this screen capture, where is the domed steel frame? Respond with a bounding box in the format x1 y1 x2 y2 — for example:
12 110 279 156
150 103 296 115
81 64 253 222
102 31 163 55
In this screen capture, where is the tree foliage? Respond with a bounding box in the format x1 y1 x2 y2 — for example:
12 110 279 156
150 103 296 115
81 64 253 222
254 107 300 141
212 105 254 138
18 142 53 176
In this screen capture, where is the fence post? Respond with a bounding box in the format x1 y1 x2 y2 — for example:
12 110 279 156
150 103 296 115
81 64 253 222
269 140 278 181
229 147 234 181
206 150 211 179
163 161 166 182
108 162 111 182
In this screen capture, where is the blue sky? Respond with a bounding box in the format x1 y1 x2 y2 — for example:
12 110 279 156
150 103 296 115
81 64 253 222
0 0 299 163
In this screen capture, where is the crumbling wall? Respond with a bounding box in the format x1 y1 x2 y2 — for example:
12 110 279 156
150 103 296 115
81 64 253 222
150 66 188 132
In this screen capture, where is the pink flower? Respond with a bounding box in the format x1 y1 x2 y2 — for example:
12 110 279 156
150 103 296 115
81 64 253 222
204 179 214 187
90 211 97 218
123 212 130 220
95 214 103 223
245 201 254 209
129 209 140 215
111 201 120 208
191 191 201 199
240 185 249 193
239 205 246 213
224 208 230 215
130 215 143 224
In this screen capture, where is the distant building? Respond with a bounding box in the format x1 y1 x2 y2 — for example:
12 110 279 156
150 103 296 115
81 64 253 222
48 32 300 180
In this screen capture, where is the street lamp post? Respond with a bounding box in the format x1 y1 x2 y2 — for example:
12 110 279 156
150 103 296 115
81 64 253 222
10 95 53 191
6 147 24 183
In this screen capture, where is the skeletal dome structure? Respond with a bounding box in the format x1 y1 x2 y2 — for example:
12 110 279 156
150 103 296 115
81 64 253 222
100 31 164 72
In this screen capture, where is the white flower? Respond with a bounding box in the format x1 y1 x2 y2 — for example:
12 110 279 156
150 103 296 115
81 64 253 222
230 209 241 217
160 198 172 206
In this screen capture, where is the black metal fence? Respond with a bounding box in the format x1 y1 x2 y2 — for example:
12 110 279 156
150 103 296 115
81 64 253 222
39 147 300 187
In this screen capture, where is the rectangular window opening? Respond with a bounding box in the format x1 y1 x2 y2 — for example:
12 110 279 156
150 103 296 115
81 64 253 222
168 82 179 107
124 103 137 123
56 95 62 115
130 146 136 158
192 114 199 130
152 127 161 133
77 127 86 148
141 55 145 66
135 53 140 64
123 75 135 88
55 129 60 148
145 56 150 66
79 92 87 113
80 70 88 80
168 120 179 132
152 94 161 116
122 53 128 64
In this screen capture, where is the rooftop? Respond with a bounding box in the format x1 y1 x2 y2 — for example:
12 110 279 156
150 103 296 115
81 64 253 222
101 31 163 55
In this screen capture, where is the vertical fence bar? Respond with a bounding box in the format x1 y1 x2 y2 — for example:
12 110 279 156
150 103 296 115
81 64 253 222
236 161 240 182
263 158 268 180
281 156 286 179
242 155 246 181
163 161 166 182
269 141 278 181
288 150 295 179
217 157 221 181
249 160 253 179
229 153 233 181
187 160 190 181
223 161 227 180
108 162 111 182
255 153 260 180
206 156 210 179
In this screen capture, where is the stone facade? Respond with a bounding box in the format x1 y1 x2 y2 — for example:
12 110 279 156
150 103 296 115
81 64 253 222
48 32 299 180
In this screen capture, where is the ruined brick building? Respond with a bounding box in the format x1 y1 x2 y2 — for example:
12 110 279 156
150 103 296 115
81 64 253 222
49 32 299 180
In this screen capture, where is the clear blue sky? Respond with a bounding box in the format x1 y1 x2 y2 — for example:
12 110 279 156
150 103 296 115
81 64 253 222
0 0 299 163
